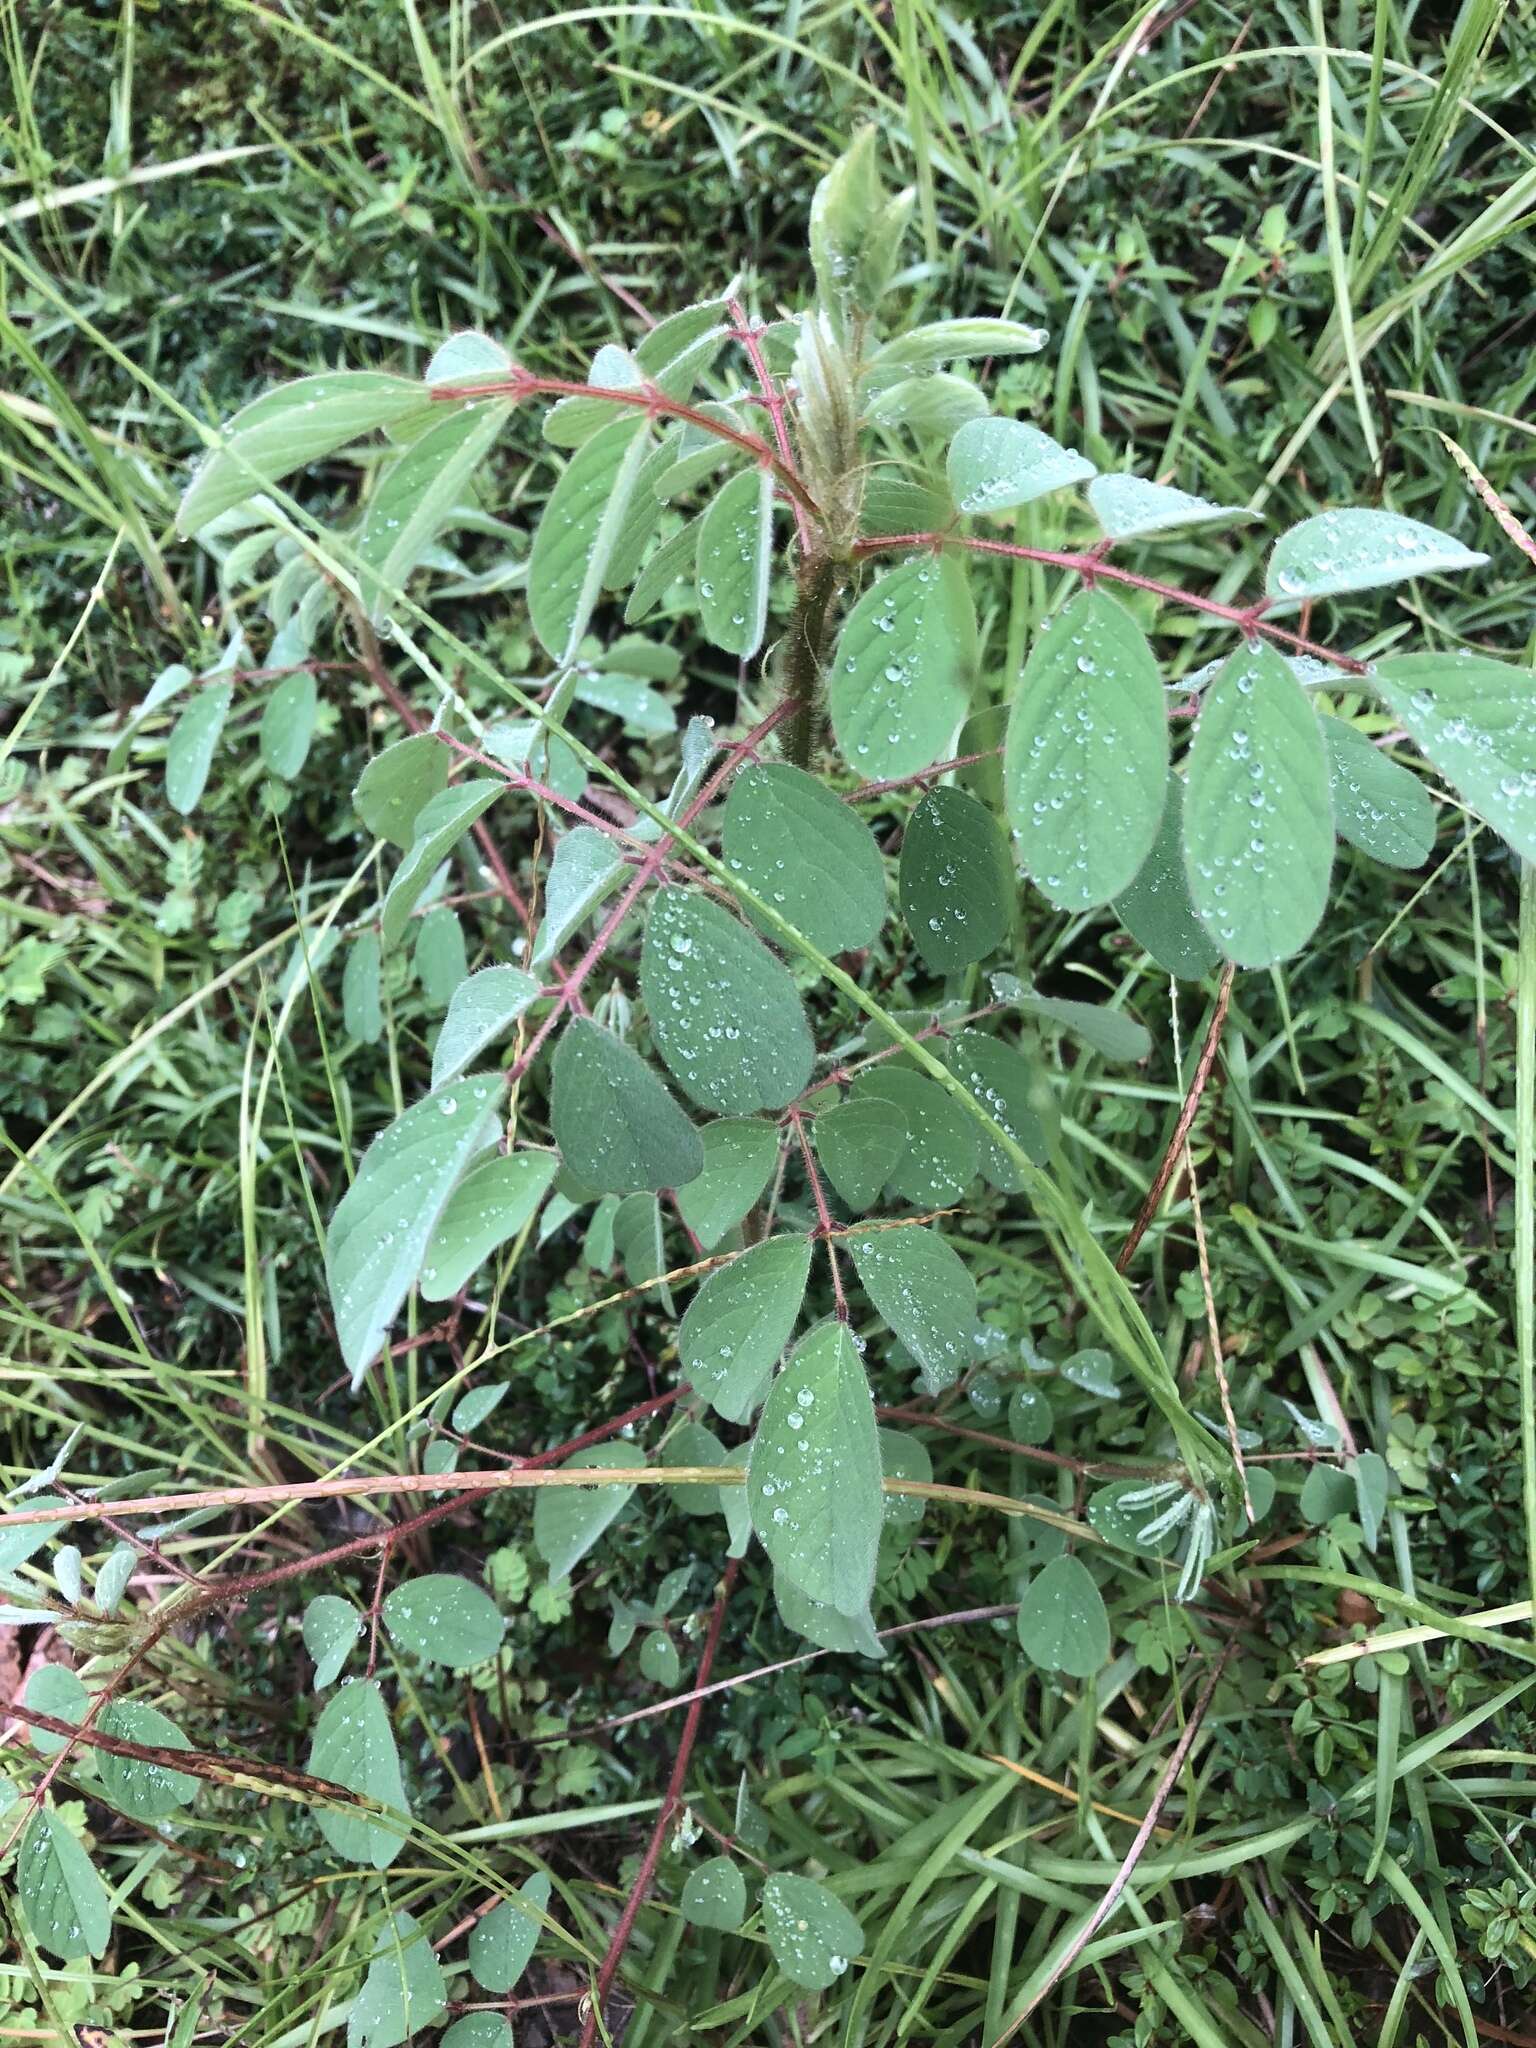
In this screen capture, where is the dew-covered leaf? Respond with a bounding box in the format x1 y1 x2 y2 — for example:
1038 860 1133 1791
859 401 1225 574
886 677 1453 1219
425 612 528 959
941 1029 1053 1192
1371 651 1536 861
775 1574 886 1656
1183 641 1334 967
641 889 813 1113
380 780 504 949
165 682 233 815
847 1225 977 1393
425 331 514 386
1111 772 1221 979
812 1095 909 1212
1322 716 1436 869
303 1594 362 1689
1015 1553 1110 1677
348 1910 446 2048
96 1701 197 1819
260 669 318 779
179 372 427 536
532 1443 643 1581
761 1873 864 1990
420 1152 556 1301
550 1019 703 1194
947 416 1095 516
432 966 541 1088
354 733 449 849
681 1856 747 1931
0 1495 66 1571
679 1235 811 1423
748 1322 881 1616
697 465 774 658
528 415 652 661
307 1677 410 1869
1268 508 1487 604
469 1872 551 1992
722 763 886 956
382 1574 505 1667
17 1810 111 1960
675 1117 780 1249
1087 474 1253 541
829 554 975 780
325 1073 506 1385
899 785 1012 971
1004 589 1168 910
880 1425 933 1529
851 1069 978 1206
866 317 1047 385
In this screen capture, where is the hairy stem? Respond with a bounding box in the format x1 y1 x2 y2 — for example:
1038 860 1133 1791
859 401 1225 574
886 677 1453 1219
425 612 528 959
781 552 844 771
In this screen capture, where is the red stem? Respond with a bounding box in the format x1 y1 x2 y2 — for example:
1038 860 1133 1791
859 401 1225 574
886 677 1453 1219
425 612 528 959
788 1106 847 1317
855 532 1370 675
578 1561 738 2047
729 300 814 555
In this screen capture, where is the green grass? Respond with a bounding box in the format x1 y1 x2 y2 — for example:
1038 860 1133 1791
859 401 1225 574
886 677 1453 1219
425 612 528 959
4 2 1536 2043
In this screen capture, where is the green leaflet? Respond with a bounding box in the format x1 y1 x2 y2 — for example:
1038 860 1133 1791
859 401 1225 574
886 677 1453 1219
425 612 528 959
640 889 813 1114
625 514 700 623
723 762 887 956
941 1029 1054 1191
325 1072 506 1385
531 827 625 968
1019 993 1152 1063
880 1423 932 1529
528 414 652 661
178 370 427 535
357 401 509 620
469 1872 552 1992
432 965 541 1088
947 416 1095 515
847 1225 977 1393
303 1594 362 1689
678 1234 811 1423
259 669 318 779
639 1630 681 1685
418 1151 555 1300
354 733 449 849
829 554 975 780
307 1677 410 1869
748 1321 882 1616
549 1018 703 1194
761 1873 865 1990
532 1443 643 1580
23 1666 87 1755
697 465 774 658
664 1419 751 1553
382 1574 505 1667
675 1117 780 1249
1087 473 1253 540
813 1095 910 1211
681 1856 747 1931
17 1810 112 1960
866 317 1047 384
1371 651 1536 862
380 780 504 949
342 931 383 1044
1322 716 1436 869
1267 507 1486 603
425 330 514 386
775 1574 886 1657
1015 1553 1111 1677
1005 589 1168 910
413 905 466 1005
1183 641 1334 967
348 1911 447 2048
852 1068 978 1206
1112 772 1221 980
97 1701 197 1818
899 785 1012 971
867 373 989 437
165 681 233 815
